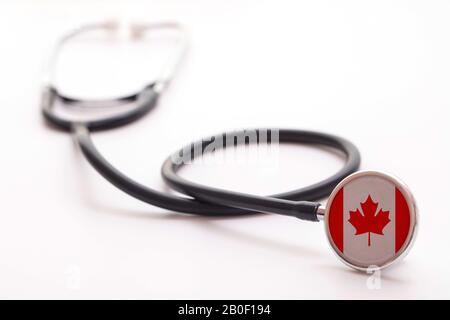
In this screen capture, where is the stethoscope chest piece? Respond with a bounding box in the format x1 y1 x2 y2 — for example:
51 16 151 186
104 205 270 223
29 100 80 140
324 171 418 271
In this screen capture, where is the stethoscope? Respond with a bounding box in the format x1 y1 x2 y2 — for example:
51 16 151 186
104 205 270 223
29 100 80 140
41 21 418 272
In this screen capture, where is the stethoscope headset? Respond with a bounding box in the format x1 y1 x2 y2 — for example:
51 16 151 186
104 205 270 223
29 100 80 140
41 21 418 272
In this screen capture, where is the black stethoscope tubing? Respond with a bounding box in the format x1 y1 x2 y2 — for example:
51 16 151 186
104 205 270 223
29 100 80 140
42 82 361 222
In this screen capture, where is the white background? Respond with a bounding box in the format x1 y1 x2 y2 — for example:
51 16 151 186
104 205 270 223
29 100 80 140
0 0 449 299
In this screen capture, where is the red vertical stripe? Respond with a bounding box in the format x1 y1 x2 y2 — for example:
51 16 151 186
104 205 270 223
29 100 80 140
395 188 410 253
329 189 344 252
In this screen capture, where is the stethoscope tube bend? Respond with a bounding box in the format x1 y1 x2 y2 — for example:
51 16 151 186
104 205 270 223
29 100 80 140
75 124 361 221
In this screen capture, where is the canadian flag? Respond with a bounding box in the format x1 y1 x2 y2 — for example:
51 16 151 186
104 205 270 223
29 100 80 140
327 174 413 268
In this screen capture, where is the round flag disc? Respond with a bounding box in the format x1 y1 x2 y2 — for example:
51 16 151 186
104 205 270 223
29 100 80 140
324 171 418 271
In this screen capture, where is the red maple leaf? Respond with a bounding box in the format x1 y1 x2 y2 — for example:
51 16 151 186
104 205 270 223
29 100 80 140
348 195 390 246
